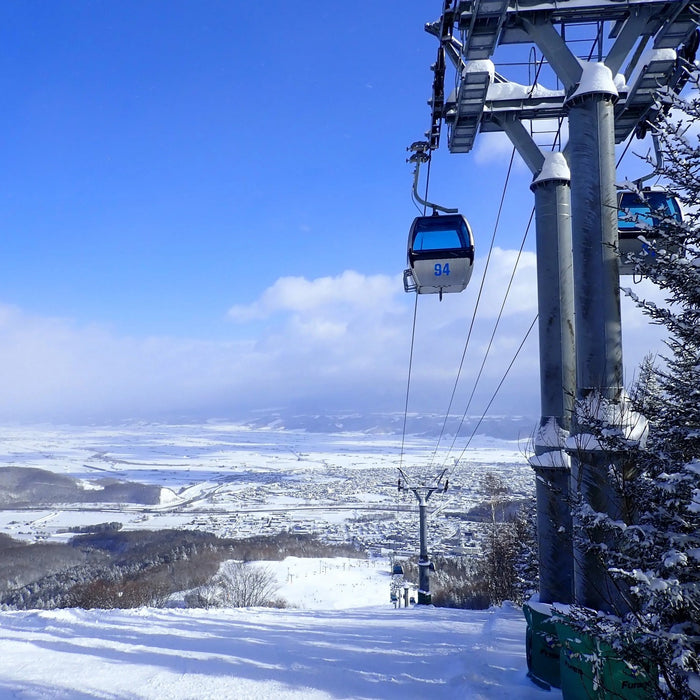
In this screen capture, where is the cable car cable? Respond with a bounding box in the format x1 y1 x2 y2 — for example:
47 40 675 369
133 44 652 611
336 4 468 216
414 22 613 480
456 314 539 464
427 147 517 470
399 293 420 472
439 206 535 472
441 17 614 472
425 47 540 471
406 27 541 477
616 131 635 169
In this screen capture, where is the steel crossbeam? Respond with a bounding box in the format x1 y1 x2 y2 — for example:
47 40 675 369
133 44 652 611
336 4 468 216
439 0 699 154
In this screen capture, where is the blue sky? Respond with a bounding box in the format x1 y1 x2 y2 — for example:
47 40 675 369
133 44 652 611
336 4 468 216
0 1 667 424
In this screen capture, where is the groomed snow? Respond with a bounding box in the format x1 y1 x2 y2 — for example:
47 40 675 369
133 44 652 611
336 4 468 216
0 558 554 698
0 601 551 699
262 557 392 610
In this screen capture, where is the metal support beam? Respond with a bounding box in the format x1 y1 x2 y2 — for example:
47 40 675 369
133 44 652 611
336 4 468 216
531 162 576 430
432 0 700 620
529 160 576 605
398 470 443 606
417 493 432 605
495 116 545 174
605 8 655 75
520 17 583 90
567 82 623 400
493 113 576 604
565 65 627 613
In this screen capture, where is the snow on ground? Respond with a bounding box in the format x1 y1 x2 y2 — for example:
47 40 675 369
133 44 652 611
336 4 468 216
0 423 533 556
0 423 526 483
0 425 551 697
265 557 392 610
0 557 555 698
0 557 554 700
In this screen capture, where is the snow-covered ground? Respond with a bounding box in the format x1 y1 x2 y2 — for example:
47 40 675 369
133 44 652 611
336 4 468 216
0 556 553 699
0 423 551 698
267 557 393 610
0 422 533 556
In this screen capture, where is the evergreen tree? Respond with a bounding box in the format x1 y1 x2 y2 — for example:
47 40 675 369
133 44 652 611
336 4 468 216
479 475 538 606
569 86 700 699
629 353 662 421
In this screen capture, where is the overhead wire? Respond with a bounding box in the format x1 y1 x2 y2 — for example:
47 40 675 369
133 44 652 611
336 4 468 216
456 313 539 461
420 18 639 482
399 292 420 471
426 49 549 470
616 130 636 169
401 147 436 468
437 24 604 475
404 11 596 481
427 51 546 471
434 39 580 473
439 205 535 472
426 147 518 471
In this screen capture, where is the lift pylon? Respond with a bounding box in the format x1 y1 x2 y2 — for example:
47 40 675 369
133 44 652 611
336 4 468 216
413 0 698 692
397 467 447 605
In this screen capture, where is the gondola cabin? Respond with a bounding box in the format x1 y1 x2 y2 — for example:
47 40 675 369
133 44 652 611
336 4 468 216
403 213 475 297
617 187 683 276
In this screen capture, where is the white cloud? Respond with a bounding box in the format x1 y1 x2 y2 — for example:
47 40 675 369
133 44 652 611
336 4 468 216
0 255 672 424
474 132 518 166
470 248 538 317
228 270 398 321
472 132 542 176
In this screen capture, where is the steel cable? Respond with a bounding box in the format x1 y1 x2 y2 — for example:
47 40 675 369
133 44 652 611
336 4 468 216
439 206 535 472
426 147 517 471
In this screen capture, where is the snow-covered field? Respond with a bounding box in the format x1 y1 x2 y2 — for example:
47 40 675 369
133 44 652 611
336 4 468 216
0 422 551 698
0 555 552 699
0 422 533 555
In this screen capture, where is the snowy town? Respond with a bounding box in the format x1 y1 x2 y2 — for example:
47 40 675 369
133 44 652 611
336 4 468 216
0 422 533 559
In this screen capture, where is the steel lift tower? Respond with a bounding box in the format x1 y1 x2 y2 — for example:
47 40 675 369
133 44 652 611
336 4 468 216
421 0 698 692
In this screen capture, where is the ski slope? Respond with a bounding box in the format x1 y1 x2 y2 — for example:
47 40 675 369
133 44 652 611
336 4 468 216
0 560 551 700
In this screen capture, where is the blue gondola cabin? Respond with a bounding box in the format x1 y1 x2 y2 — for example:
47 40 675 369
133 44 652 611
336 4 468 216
617 187 683 276
403 213 475 297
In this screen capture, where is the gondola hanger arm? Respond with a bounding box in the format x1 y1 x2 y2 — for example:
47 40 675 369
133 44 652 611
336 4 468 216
635 132 665 188
407 141 457 215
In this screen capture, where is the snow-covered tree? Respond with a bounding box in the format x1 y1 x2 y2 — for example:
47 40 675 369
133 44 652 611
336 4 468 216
629 353 662 421
190 561 283 609
479 475 538 606
568 86 700 699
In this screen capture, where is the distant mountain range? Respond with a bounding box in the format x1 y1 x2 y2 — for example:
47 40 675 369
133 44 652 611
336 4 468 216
241 410 538 440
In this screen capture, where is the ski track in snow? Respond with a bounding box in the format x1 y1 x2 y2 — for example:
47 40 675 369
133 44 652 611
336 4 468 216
0 604 551 699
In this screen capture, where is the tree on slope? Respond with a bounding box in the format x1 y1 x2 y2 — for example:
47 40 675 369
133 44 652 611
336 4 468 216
479 474 538 606
569 86 700 699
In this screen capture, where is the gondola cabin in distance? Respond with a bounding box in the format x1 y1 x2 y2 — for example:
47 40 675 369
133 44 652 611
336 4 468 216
617 186 683 276
403 213 475 298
